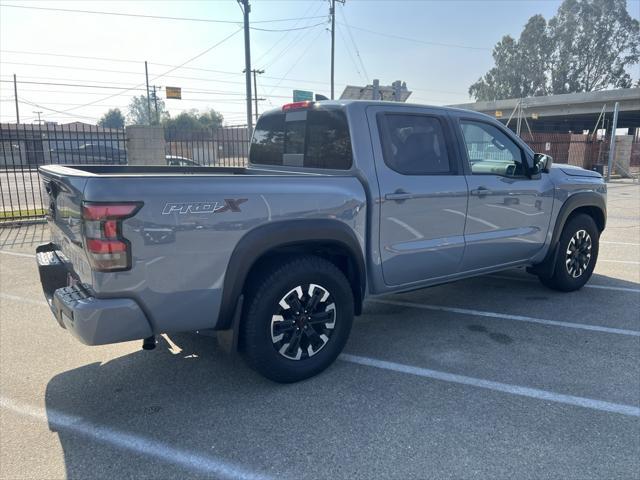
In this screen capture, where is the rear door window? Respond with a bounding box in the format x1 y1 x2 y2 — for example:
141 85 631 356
250 108 352 170
250 113 285 166
377 114 454 175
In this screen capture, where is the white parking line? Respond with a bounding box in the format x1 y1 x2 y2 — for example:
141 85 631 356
0 396 272 480
488 274 640 293
0 250 35 258
340 354 640 417
369 298 640 337
601 241 640 246
599 259 640 265
0 293 48 306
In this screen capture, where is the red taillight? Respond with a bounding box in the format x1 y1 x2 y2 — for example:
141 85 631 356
102 220 118 239
82 202 141 271
86 238 128 254
282 101 313 111
82 203 139 221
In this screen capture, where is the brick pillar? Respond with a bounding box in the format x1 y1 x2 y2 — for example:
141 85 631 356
126 126 165 165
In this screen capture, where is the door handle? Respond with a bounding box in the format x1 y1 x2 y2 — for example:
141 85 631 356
470 186 491 197
385 190 414 202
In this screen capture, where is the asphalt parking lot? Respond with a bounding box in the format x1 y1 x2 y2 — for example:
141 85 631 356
1 181 638 480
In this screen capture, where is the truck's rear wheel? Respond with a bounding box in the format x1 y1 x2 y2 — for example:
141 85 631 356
241 255 354 383
538 213 599 292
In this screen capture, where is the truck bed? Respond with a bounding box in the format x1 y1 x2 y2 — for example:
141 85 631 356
38 164 321 177
40 164 249 177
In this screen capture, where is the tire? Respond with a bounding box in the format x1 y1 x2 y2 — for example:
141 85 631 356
241 255 354 383
538 213 599 292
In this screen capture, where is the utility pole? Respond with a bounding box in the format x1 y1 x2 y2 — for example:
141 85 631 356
152 85 159 125
606 102 619 182
32 111 42 125
13 74 19 124
330 0 346 100
239 0 253 132
252 69 264 122
144 61 152 125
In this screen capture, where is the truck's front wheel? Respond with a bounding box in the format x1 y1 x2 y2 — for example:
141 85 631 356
538 213 600 292
241 255 354 383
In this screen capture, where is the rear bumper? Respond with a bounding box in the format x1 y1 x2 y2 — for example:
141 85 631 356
36 243 153 345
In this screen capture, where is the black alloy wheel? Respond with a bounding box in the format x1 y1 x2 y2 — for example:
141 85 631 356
565 229 593 278
271 284 336 360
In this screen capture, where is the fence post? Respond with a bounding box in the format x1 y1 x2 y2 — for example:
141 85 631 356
606 102 619 182
126 126 165 165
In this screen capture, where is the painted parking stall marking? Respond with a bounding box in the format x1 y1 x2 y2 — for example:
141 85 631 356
487 273 640 293
0 396 273 480
0 250 35 258
340 354 640 417
369 298 640 337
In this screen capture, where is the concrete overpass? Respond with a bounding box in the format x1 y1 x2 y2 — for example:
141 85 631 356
450 88 640 133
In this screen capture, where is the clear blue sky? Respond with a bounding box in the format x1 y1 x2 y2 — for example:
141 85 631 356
0 0 638 125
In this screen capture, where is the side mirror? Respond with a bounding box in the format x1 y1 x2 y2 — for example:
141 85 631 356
532 153 553 174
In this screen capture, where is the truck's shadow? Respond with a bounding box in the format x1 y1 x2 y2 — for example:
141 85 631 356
45 332 376 479
43 333 273 479
42 270 639 479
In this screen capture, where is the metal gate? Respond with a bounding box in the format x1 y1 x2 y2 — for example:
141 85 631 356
164 125 249 167
0 123 126 222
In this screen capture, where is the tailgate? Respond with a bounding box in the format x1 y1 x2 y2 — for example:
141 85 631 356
39 168 92 283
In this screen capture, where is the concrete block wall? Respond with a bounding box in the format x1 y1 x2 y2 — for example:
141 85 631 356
125 126 165 165
614 135 633 176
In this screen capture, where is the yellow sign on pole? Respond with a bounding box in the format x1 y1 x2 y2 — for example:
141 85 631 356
166 87 182 99
495 110 503 118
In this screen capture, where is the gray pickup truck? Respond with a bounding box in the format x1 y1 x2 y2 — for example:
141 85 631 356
37 100 606 382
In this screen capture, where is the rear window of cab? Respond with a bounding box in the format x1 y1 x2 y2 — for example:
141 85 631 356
250 108 353 170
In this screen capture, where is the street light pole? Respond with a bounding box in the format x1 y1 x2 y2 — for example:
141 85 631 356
144 61 152 125
239 0 253 132
253 69 264 123
330 0 346 100
152 85 159 125
13 74 20 124
330 0 335 99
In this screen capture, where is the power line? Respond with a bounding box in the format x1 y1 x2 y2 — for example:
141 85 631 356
336 22 491 51
338 8 369 83
257 2 326 71
0 62 333 90
0 78 295 99
1 75 468 98
267 26 327 97
336 24 367 84
0 4 327 25
1 61 151 76
0 50 345 86
55 28 243 116
0 79 148 92
253 1 322 66
19 97 97 120
1 50 247 79
0 74 145 88
250 20 328 32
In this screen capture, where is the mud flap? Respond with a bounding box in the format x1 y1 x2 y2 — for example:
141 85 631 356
216 294 244 354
